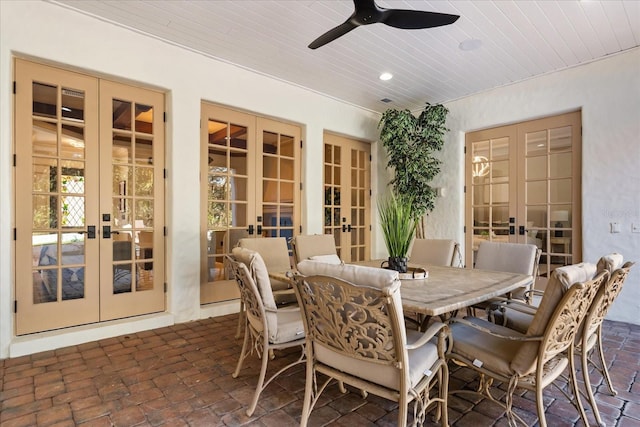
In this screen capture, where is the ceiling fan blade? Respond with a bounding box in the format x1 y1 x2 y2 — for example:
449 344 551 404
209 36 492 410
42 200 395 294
382 10 460 29
308 20 358 49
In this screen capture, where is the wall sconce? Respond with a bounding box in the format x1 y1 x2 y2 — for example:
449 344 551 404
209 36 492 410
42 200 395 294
551 210 569 237
472 155 490 178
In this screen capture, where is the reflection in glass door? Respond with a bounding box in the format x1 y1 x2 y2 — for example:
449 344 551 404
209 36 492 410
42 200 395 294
323 133 371 263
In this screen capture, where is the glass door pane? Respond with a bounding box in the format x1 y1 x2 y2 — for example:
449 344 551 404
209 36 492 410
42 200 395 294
257 118 300 258
349 146 370 262
467 126 517 266
99 81 165 320
323 143 343 258
206 119 249 283
323 133 371 263
520 115 581 284
200 105 255 304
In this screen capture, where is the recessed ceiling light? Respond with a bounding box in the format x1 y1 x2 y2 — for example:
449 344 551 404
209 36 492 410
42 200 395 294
459 39 482 51
379 72 393 81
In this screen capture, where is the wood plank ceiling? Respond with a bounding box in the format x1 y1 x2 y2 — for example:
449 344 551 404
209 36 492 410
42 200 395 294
52 0 640 113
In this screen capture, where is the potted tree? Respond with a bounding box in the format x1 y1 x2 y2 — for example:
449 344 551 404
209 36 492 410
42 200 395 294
378 192 416 273
378 103 449 238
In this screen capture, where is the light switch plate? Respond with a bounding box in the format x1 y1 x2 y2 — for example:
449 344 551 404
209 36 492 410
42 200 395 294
632 223 640 233
610 222 621 233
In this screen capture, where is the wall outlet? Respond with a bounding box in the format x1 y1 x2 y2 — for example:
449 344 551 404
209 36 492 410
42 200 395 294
632 223 640 233
610 222 621 233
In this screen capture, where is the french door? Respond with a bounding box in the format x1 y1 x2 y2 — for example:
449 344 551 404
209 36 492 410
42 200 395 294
465 111 582 284
200 103 301 304
15 60 165 334
323 133 371 263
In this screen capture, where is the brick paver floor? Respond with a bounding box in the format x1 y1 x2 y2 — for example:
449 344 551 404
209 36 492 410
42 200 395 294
1 315 638 426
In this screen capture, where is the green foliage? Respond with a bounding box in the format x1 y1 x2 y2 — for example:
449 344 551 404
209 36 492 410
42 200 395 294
378 103 449 223
378 192 416 258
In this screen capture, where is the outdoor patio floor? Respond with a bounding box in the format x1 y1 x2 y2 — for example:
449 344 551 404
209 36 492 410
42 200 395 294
1 314 639 426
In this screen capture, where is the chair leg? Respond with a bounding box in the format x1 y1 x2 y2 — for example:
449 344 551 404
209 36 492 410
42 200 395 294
299 349 314 427
568 346 590 427
246 341 271 417
440 362 449 427
582 344 605 426
232 325 250 379
596 326 617 396
397 395 408 427
535 385 546 427
235 300 245 339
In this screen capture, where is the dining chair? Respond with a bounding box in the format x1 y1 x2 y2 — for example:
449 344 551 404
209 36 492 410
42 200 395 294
447 262 608 427
227 249 305 417
578 258 634 426
236 237 297 337
408 238 460 267
291 233 341 266
490 253 625 332
468 241 540 316
294 260 450 427
491 253 635 426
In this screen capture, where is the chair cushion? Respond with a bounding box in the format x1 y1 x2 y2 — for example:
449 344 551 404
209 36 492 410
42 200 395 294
309 254 343 265
273 307 305 344
314 328 439 391
499 306 535 334
597 253 624 273
297 260 399 290
450 318 525 378
409 239 456 266
293 234 338 263
233 247 279 339
511 262 596 375
474 241 538 275
233 247 276 309
238 237 292 272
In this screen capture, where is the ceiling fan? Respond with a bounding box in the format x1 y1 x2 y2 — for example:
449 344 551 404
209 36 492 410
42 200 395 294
308 0 460 49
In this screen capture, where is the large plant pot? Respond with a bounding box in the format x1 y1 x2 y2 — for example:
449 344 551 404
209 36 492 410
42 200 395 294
384 256 408 273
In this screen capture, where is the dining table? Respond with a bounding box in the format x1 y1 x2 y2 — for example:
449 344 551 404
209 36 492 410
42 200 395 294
272 260 533 319
352 260 533 318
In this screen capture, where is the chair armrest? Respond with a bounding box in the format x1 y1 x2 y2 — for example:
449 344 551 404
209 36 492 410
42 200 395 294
448 317 541 342
406 322 449 350
524 289 544 304
489 298 537 315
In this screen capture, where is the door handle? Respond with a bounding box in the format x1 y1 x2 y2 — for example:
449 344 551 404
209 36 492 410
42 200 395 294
248 225 254 235
80 225 97 239
342 224 353 232
519 225 525 235
257 225 263 235
102 225 121 239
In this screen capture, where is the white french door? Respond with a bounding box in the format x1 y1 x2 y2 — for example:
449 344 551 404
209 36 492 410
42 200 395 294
14 59 165 334
465 111 582 284
200 103 301 304
323 133 371 263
